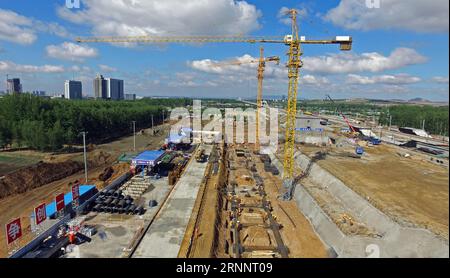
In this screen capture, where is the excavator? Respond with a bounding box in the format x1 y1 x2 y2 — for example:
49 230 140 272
324 95 359 137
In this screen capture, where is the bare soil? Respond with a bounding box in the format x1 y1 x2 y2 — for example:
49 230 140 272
186 143 328 258
297 143 449 239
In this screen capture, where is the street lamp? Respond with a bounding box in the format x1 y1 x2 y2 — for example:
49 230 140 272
132 121 136 152
80 131 88 183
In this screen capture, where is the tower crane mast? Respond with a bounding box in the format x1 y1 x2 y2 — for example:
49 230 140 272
256 47 279 151
210 48 280 151
76 9 352 201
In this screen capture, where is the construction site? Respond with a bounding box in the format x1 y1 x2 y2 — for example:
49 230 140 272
0 8 448 259
3 104 448 258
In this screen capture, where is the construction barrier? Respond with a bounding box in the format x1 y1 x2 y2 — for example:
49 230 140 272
9 171 132 258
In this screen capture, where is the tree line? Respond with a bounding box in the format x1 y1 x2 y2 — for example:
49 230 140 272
0 94 192 151
379 105 449 136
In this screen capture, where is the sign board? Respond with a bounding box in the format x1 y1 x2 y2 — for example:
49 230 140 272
72 184 80 200
34 203 47 225
72 183 80 208
56 193 65 212
5 218 22 245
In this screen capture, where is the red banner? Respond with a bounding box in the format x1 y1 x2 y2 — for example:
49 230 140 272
72 184 80 200
34 203 47 226
56 193 65 212
5 218 22 245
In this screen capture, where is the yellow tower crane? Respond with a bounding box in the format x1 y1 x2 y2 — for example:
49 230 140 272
76 9 352 200
255 47 279 152
208 47 280 151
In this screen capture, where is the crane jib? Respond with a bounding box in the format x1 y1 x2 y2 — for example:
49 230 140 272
74 9 352 202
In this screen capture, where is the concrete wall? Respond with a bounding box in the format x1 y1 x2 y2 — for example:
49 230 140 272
269 152 449 258
295 132 329 145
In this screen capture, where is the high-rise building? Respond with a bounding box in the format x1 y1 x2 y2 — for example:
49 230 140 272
64 80 82 100
106 78 124 100
6 78 22 94
94 74 108 99
32 90 46 97
125 93 136 101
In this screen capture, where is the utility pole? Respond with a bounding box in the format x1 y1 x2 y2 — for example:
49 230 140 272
81 132 88 183
422 119 426 131
151 115 154 135
389 115 392 131
132 121 136 152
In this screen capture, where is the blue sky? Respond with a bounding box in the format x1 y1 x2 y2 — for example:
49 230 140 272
0 0 448 101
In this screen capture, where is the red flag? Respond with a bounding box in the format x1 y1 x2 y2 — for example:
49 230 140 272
56 193 65 212
34 203 47 225
5 218 22 244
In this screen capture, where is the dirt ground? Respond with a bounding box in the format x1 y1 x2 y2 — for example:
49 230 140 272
255 152 329 258
0 161 84 199
179 158 218 258
185 143 328 258
0 124 170 257
296 143 449 240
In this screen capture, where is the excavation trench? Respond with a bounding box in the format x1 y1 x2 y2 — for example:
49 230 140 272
183 143 328 258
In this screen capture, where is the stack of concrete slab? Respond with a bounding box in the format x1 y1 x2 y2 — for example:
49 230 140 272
122 176 152 199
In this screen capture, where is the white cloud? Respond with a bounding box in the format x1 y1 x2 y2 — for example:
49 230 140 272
324 0 449 33
188 54 332 89
346 74 421 85
46 42 98 62
277 7 308 25
189 55 258 75
69 65 92 73
301 75 330 86
99 64 117 72
303 48 427 74
0 9 70 45
0 60 65 73
34 21 70 38
189 54 287 85
432 76 449 84
0 9 36 44
58 0 261 40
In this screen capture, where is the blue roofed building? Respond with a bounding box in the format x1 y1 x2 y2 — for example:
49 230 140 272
131 150 165 167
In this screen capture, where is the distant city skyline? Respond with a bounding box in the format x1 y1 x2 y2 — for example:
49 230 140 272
6 78 22 94
0 1 448 101
64 80 82 100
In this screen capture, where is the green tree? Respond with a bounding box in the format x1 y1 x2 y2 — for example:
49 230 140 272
48 120 65 151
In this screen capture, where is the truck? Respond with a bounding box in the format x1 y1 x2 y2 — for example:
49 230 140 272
356 146 365 156
370 137 382 145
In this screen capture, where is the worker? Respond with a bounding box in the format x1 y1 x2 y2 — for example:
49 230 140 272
68 231 76 244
